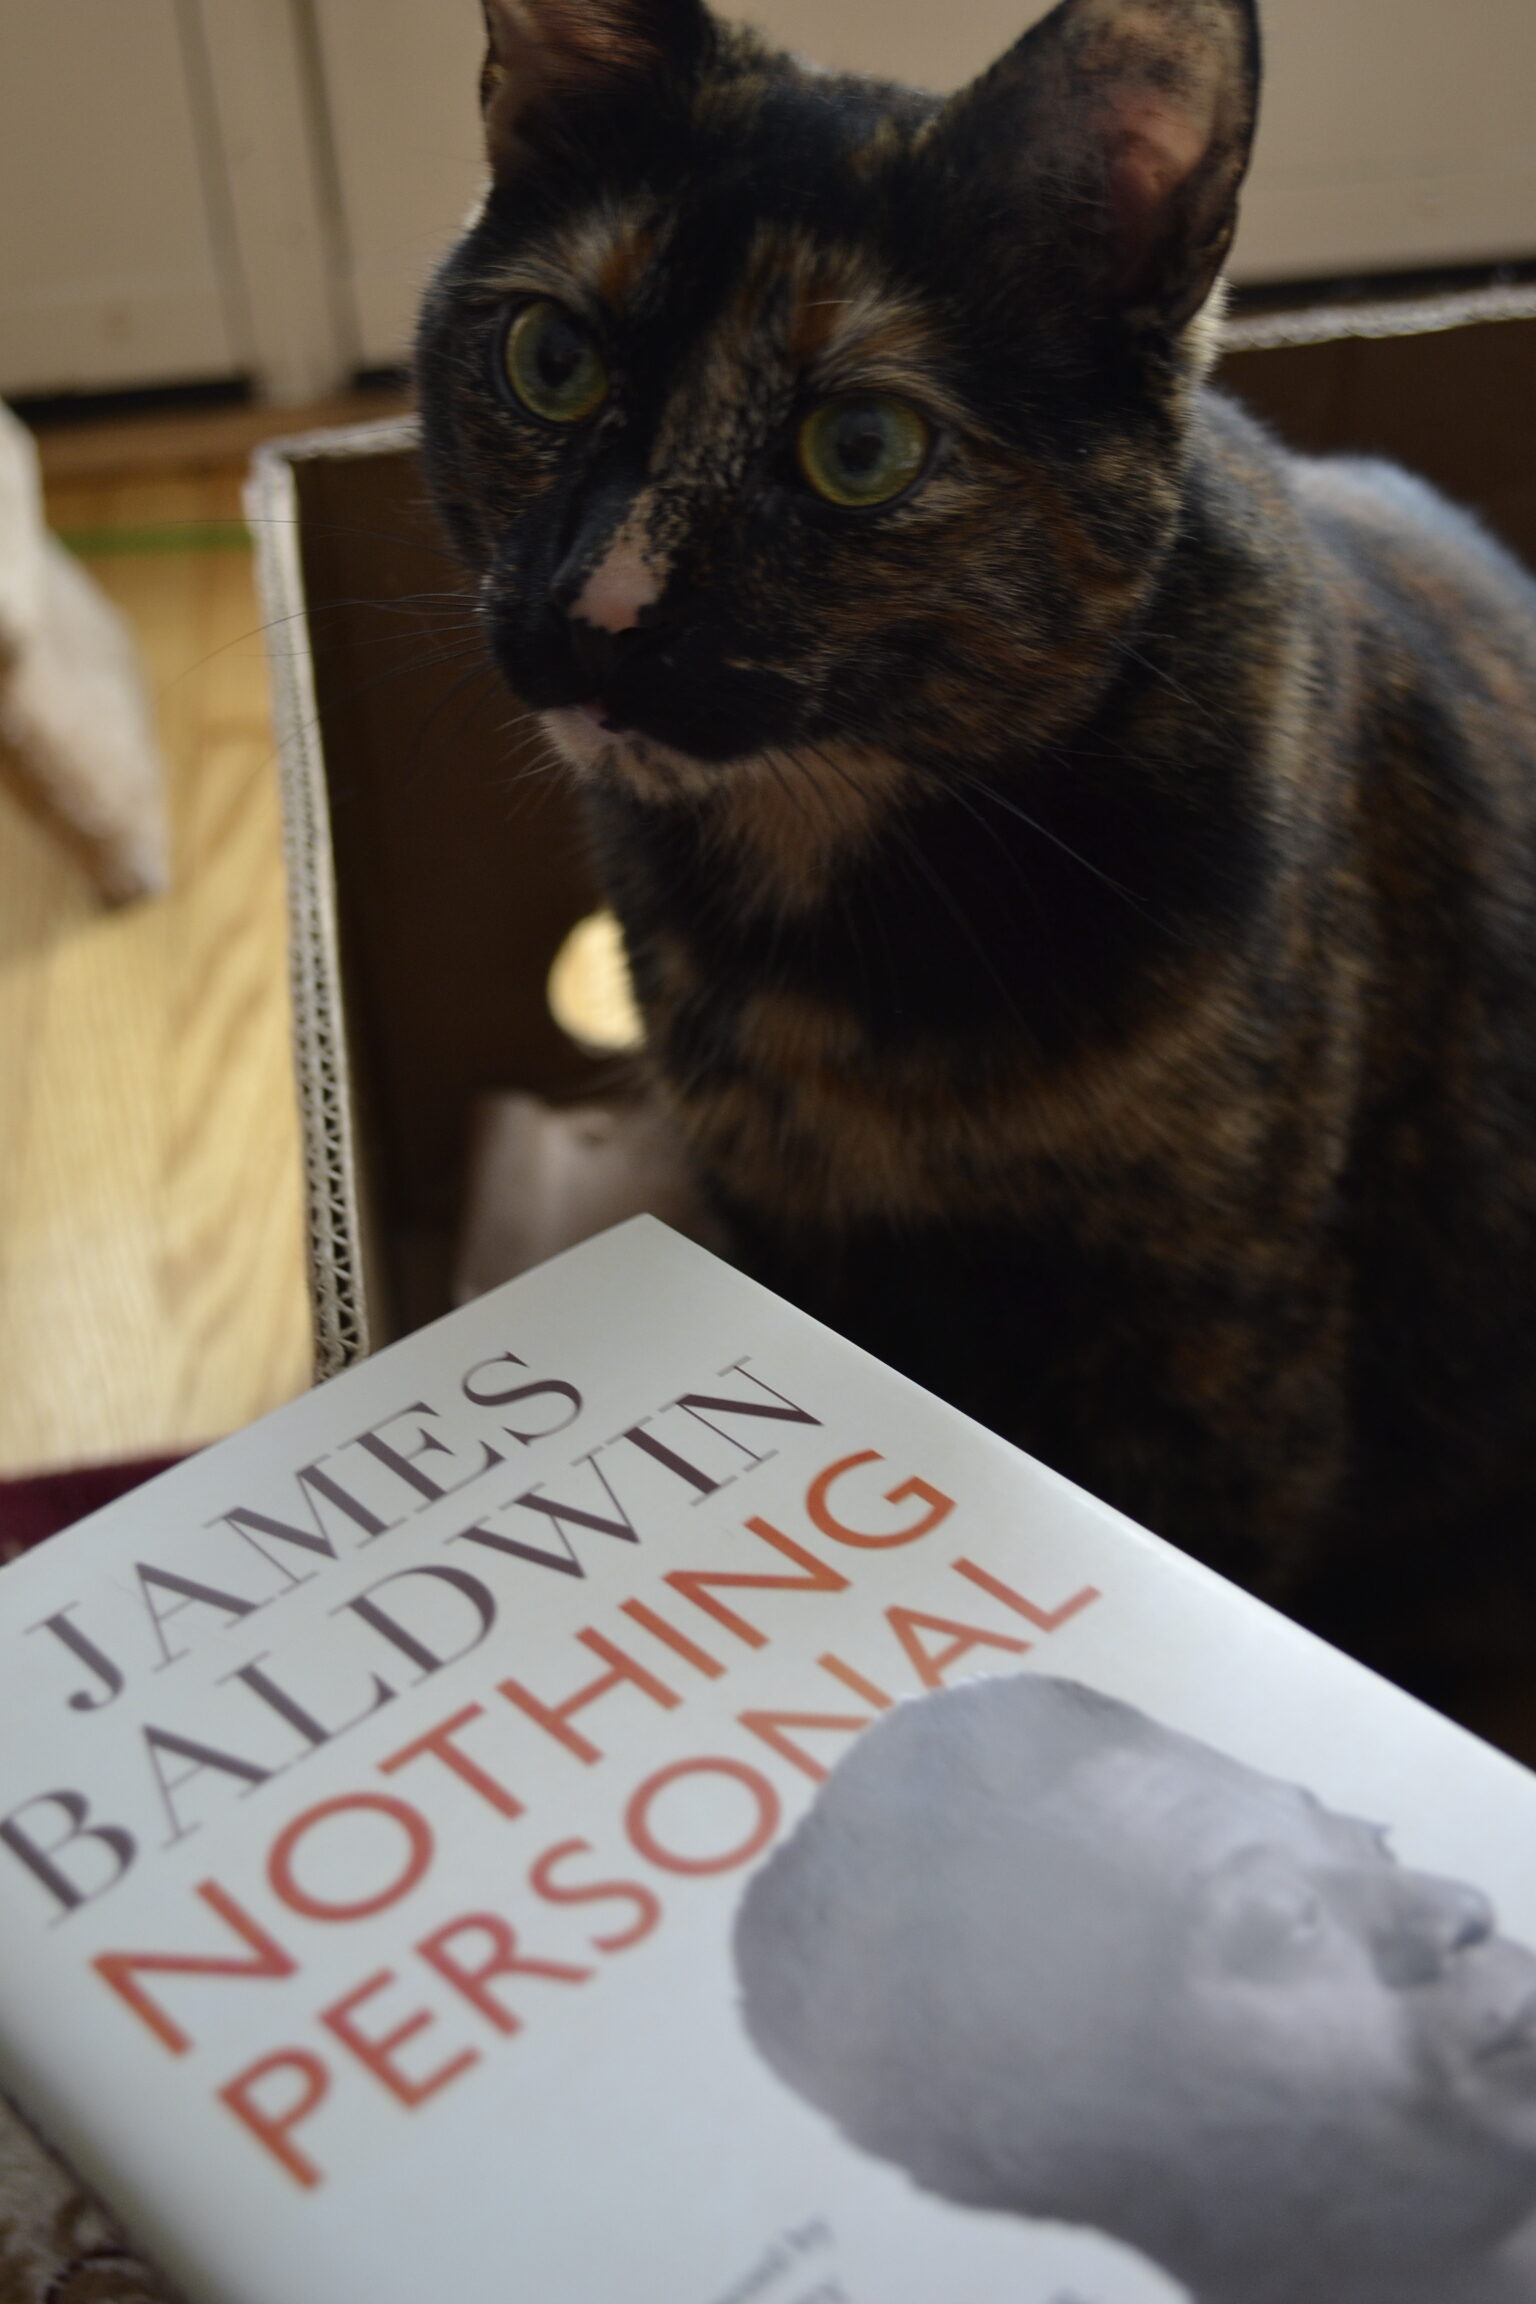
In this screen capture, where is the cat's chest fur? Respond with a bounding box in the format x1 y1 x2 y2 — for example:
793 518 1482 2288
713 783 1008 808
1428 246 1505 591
586 431 1361 1246
620 841 1296 1231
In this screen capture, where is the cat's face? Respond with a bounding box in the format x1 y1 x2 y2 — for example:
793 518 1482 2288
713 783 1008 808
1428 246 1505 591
418 0 1259 800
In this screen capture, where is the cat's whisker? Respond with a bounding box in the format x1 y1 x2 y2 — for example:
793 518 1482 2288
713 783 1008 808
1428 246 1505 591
941 763 1171 930
794 739 906 1001
818 695 1174 934
783 743 857 842
243 511 465 573
384 658 514 801
916 770 1049 933
1114 636 1224 728
758 747 817 833
800 754 1039 1037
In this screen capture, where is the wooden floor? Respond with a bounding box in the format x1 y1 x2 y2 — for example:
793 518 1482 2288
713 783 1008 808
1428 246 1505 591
0 415 352 1476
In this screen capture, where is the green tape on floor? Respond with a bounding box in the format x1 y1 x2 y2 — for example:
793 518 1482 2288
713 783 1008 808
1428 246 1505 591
57 520 252 558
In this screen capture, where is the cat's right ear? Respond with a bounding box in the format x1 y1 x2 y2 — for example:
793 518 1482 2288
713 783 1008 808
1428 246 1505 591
479 0 713 172
931 0 1260 335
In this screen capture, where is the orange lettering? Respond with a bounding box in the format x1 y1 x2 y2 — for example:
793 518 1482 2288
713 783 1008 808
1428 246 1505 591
268 1794 433 1922
950 1558 1100 1631
805 1453 954 1547
219 2048 330 2188
378 1703 525 1819
666 1519 848 1650
320 1970 478 2106
498 1629 678 1764
416 1912 591 2033
625 1757 780 1876
886 1605 1029 1689
94 1880 296 2056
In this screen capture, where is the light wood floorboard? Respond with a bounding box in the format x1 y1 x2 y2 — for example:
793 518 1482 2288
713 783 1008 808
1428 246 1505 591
31 389 410 486
0 457 312 1475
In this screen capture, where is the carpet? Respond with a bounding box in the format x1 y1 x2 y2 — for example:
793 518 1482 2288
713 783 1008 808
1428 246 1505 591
0 1453 183 1565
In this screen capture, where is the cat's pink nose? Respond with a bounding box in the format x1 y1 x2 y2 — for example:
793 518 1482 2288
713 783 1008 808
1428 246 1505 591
571 544 661 634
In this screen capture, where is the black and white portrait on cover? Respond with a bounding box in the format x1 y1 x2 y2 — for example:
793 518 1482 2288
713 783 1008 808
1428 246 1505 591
733 1675 1536 2304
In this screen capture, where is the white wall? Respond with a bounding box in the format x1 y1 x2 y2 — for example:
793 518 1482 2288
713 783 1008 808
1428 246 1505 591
729 0 1536 282
2 0 1533 400
315 0 1536 372
311 0 487 374
0 0 244 397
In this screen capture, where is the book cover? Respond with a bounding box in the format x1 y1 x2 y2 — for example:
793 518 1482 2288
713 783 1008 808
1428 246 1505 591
1 1219 1533 2304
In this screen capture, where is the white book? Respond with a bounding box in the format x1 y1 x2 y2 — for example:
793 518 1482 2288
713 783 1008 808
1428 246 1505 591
1 1218 1533 2304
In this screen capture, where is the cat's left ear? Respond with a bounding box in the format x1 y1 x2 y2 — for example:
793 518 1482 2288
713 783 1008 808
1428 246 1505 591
933 0 1260 333
480 0 713 171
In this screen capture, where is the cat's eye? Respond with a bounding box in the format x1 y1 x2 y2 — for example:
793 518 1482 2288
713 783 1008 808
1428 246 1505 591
502 300 610 426
797 396 932 508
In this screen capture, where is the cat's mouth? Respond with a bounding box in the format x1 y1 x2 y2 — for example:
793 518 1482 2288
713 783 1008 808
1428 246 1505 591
570 700 626 735
487 606 803 770
535 684 792 784
552 696 680 756
542 701 725 793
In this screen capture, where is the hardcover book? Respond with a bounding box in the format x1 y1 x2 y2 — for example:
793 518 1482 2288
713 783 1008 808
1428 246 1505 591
1 1219 1533 2304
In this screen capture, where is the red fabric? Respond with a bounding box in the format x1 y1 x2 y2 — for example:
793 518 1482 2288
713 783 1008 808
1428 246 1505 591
0 1455 185 1562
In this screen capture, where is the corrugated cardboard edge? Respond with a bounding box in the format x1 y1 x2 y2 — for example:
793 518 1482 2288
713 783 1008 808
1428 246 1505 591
245 416 421 1378
1222 275 1536 352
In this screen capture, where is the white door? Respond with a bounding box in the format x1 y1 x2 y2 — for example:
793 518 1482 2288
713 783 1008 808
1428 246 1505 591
313 0 1536 375
311 0 488 374
0 0 245 398
729 0 1536 283
3 0 1531 400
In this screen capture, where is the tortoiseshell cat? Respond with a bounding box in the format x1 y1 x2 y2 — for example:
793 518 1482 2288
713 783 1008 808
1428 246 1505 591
418 0 1536 1703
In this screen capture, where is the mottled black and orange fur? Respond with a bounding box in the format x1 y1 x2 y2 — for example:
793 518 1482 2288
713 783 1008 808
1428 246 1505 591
418 0 1536 1700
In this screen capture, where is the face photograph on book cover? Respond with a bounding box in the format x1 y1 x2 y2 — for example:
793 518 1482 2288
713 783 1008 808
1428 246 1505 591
733 1675 1536 2304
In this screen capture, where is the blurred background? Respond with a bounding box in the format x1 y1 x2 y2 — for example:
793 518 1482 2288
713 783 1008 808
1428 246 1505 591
6 0 1536 401
0 0 1534 1508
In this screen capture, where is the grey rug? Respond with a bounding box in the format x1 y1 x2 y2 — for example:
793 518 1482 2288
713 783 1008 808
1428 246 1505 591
0 2097 171 2304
